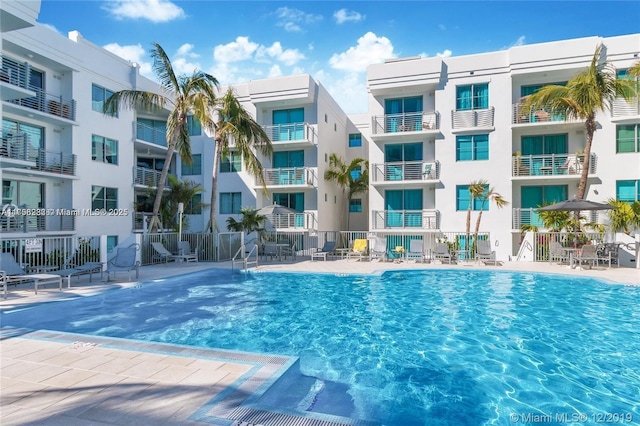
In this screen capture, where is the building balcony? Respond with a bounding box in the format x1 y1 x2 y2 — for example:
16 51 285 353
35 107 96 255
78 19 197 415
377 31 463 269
451 107 494 132
512 153 596 178
257 167 318 188
135 121 167 148
371 161 440 185
611 97 640 122
0 209 75 233
261 123 316 149
1 135 76 176
370 112 439 140
265 211 317 230
371 209 440 230
0 55 33 101
512 207 601 230
133 167 170 189
512 103 581 126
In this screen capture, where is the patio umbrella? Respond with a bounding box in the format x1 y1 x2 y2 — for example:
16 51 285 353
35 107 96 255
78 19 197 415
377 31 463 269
537 198 614 212
256 204 297 216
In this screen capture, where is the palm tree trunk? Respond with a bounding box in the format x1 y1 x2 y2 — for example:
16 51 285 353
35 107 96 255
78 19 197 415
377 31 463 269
208 139 222 233
150 141 177 233
474 210 484 239
576 115 595 199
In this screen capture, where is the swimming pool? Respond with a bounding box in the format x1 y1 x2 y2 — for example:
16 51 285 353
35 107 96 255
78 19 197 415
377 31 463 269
3 269 640 424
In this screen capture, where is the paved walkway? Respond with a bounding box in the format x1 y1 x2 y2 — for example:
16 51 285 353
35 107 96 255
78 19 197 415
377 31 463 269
1 259 638 425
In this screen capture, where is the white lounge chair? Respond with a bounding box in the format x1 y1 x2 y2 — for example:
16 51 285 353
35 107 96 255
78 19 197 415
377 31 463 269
311 241 335 261
151 242 191 264
407 240 426 262
433 243 454 264
0 253 62 298
177 241 198 262
52 262 103 288
476 240 497 265
104 244 140 281
369 237 387 262
571 245 598 270
548 241 568 264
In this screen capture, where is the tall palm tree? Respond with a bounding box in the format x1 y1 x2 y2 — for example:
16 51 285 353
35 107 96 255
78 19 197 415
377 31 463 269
323 154 368 231
521 44 636 199
465 180 486 241
208 88 272 232
104 43 219 232
473 184 509 237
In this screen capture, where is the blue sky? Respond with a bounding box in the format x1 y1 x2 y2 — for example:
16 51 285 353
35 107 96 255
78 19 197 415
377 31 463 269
38 1 640 113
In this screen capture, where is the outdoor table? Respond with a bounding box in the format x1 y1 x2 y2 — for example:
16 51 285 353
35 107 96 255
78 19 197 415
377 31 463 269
562 247 582 269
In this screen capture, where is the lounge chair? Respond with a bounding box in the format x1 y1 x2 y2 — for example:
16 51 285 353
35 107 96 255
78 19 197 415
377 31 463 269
347 239 368 261
596 243 620 268
280 241 297 261
571 245 598 270
151 242 190 264
311 241 335 261
407 240 426 263
104 244 140 281
433 243 454 264
0 253 62 298
369 237 387 262
177 241 198 262
476 240 497 265
262 242 278 261
52 262 103 288
548 241 568 264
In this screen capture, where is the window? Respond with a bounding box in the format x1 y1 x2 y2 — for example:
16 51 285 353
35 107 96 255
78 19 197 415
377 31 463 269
91 84 117 116
220 192 241 214
182 154 202 175
136 119 166 145
273 150 304 168
520 82 567 97
456 135 489 161
385 143 423 162
385 189 423 227
107 236 118 253
2 119 43 162
456 83 488 110
456 185 490 211
350 165 362 180
348 133 362 147
220 151 241 172
186 194 202 214
385 97 423 114
273 192 304 211
616 180 640 202
616 125 639 153
349 199 362 212
521 185 568 227
273 108 304 141
92 135 118 164
92 186 117 210
521 134 568 155
187 115 201 136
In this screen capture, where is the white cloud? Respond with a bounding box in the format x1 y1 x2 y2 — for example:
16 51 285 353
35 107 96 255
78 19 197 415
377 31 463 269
512 35 526 47
214 36 259 63
436 49 452 58
333 9 364 24
171 57 200 76
103 42 152 75
329 32 395 72
176 43 199 58
257 42 305 66
314 70 368 114
274 7 322 32
268 65 283 78
102 0 185 23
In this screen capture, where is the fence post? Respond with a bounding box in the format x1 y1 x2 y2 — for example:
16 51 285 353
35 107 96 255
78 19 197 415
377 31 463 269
99 235 108 269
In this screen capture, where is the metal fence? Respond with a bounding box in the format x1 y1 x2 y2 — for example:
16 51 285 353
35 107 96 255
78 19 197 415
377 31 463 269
140 232 220 265
527 231 605 262
1 235 101 271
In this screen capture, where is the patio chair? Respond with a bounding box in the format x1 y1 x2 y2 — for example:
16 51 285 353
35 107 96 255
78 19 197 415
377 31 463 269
433 243 454 264
346 239 368 261
151 242 187 264
177 241 198 262
596 243 620 268
311 241 336 261
0 252 63 298
280 241 297 261
52 262 103 288
476 240 497 265
571 245 598 270
369 237 387 262
548 241 568 264
104 244 140 281
407 239 426 263
262 242 278 261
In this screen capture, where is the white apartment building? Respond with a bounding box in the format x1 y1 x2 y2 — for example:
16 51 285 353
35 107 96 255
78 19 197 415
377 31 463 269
363 34 640 260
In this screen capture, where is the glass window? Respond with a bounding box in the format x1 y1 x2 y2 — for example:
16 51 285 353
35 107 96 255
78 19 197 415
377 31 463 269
272 192 304 212
186 194 202 214
187 115 201 136
456 135 489 161
521 134 568 155
220 151 241 173
91 135 118 164
349 199 362 212
616 180 639 202
616 125 639 153
273 150 304 168
350 165 362 180
107 236 118 253
384 97 423 114
91 84 117 116
456 185 489 211
182 154 202 175
456 83 489 110
349 133 362 147
220 192 241 214
92 186 118 210
384 143 423 162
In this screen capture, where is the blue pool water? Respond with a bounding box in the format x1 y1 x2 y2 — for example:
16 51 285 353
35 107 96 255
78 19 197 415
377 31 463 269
3 269 640 425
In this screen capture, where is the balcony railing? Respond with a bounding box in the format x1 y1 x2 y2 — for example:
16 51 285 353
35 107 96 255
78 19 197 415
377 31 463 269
1 135 76 175
7 89 76 121
1 55 30 89
372 161 439 183
265 211 316 229
371 112 440 135
133 167 170 188
371 210 440 230
512 103 581 125
451 107 494 129
260 167 317 186
611 97 640 118
512 153 596 177
0 208 75 233
0 134 30 161
262 123 316 144
135 121 167 147
512 208 601 229
36 150 76 175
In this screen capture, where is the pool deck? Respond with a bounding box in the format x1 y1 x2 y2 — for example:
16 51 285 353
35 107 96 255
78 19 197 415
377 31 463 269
1 259 638 425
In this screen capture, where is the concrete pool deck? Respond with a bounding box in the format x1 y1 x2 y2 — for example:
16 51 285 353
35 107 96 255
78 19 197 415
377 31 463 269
1 259 638 425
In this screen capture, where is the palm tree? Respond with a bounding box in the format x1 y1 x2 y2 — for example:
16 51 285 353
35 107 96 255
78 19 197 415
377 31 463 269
105 43 219 232
473 184 509 238
208 88 272 232
226 207 267 240
521 44 637 199
607 199 640 234
465 180 486 241
323 154 368 231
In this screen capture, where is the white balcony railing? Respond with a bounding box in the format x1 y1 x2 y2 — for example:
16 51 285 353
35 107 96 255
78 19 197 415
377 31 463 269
0 206 75 233
512 208 602 229
451 107 494 129
371 210 440 230
512 153 596 177
265 211 316 230
1 134 76 175
371 161 439 183
371 111 439 135
611 97 640 118
133 167 170 188
259 167 317 187
135 121 167 147
512 103 580 125
262 123 316 144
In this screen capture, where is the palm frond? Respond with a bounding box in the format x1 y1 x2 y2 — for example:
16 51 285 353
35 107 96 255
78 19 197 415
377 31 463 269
104 90 168 114
150 42 180 93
